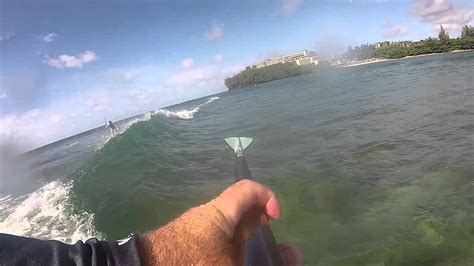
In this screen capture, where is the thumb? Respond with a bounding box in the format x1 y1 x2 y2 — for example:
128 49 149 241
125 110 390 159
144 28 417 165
210 180 281 238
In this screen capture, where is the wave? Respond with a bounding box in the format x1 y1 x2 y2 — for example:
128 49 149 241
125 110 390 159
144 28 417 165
121 112 152 133
0 195 13 214
95 112 153 151
198 96 220 107
0 96 220 243
0 181 102 243
95 96 219 150
65 141 79 147
154 108 199 120
154 96 219 120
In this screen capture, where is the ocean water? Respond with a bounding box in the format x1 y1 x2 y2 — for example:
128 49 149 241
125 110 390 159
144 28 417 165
1 51 473 265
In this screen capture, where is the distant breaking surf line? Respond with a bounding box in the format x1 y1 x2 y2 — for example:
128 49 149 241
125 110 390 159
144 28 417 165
154 96 219 120
95 96 219 150
0 96 222 241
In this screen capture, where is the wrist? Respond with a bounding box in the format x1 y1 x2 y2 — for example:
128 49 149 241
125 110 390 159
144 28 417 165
138 232 159 265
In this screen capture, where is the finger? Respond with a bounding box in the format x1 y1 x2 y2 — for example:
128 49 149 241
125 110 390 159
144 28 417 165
211 180 281 233
278 244 303 266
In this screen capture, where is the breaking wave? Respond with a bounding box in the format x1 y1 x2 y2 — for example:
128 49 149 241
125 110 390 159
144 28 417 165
95 112 153 151
96 96 219 150
0 181 102 243
154 108 199 119
154 96 219 120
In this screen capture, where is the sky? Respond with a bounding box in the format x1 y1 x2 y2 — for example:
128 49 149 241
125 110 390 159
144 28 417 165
1 0 473 152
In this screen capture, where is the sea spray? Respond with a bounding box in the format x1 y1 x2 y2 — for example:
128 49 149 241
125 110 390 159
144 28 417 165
1 96 222 243
0 181 102 243
154 96 220 120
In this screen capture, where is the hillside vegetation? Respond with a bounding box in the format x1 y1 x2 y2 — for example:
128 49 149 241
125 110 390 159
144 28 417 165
225 62 330 89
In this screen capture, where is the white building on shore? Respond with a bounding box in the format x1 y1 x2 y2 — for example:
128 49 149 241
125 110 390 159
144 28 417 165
251 50 319 69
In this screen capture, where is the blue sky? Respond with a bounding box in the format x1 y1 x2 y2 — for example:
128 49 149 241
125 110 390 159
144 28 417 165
1 0 473 151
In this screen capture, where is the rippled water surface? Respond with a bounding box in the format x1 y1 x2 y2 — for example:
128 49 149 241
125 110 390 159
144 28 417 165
1 51 473 265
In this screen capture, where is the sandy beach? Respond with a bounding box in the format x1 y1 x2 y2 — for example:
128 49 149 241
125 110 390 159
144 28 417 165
339 49 474 68
338 58 393 68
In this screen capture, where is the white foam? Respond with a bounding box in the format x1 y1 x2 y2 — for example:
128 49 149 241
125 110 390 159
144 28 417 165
65 141 79 147
122 112 152 132
155 96 220 120
0 194 12 202
154 107 199 120
0 195 14 214
0 181 101 244
197 96 220 107
206 96 220 103
95 96 219 149
0 97 222 243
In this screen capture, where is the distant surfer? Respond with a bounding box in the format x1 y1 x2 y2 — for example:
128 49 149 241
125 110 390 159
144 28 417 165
105 120 118 135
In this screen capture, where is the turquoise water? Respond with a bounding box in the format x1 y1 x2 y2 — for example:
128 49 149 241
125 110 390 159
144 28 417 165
1 51 474 265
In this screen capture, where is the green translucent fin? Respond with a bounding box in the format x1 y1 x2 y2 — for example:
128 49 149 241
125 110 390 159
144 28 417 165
225 137 253 152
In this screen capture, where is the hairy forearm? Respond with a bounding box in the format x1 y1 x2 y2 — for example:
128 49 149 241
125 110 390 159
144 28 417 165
138 204 240 265
137 180 281 265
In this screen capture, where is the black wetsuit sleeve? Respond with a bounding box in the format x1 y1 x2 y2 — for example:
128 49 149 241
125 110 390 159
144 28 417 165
0 233 142 265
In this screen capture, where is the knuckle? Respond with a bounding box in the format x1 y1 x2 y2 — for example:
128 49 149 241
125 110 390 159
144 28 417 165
237 179 255 188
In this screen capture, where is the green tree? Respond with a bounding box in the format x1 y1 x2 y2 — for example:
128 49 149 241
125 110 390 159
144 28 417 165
460 24 474 49
225 62 330 89
438 25 449 44
461 24 474 38
461 25 469 38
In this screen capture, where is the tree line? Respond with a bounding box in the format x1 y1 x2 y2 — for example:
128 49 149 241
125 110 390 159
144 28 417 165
224 62 330 90
343 24 474 60
225 24 474 90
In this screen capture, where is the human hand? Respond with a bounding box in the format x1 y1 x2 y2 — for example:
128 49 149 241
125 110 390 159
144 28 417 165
139 180 302 265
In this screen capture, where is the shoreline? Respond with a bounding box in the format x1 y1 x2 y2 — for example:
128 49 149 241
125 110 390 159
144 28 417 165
338 49 474 68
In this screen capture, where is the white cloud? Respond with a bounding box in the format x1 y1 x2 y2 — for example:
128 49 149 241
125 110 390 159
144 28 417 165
205 24 224 41
0 86 157 152
80 51 96 63
166 67 219 89
383 20 393 29
103 65 166 84
0 105 87 153
46 51 97 69
0 87 167 152
0 60 244 152
83 95 110 112
0 32 14 41
280 0 303 16
48 113 65 124
213 54 224 64
42 33 58 42
129 89 150 100
124 71 136 81
0 85 151 152
181 58 194 70
166 65 242 90
411 0 474 31
0 93 7 99
383 25 409 39
0 109 50 152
